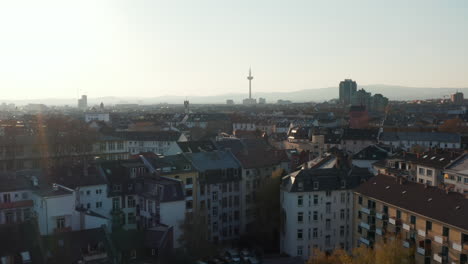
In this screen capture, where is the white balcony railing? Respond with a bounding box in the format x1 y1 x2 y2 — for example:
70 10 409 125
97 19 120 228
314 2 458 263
360 222 370 230
403 240 410 248
361 207 371 214
433 253 442 263
403 223 410 231
434 236 443 244
452 242 462 252
376 228 383 235
417 247 425 255
417 229 426 237
359 237 370 246
388 218 396 225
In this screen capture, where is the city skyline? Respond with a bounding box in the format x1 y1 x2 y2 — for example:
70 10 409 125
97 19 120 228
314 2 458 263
0 0 467 100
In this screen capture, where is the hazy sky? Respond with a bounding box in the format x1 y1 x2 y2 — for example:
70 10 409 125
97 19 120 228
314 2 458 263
0 0 467 99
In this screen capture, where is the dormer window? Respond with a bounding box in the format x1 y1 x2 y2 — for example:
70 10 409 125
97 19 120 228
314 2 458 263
341 180 346 189
113 185 121 192
313 181 319 190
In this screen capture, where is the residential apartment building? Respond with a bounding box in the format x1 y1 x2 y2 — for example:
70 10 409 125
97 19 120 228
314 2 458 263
444 153 468 194
379 132 461 150
114 131 187 155
280 161 372 259
354 175 468 264
184 150 242 243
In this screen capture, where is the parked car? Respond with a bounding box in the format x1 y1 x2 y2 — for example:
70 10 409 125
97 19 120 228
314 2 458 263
224 249 241 263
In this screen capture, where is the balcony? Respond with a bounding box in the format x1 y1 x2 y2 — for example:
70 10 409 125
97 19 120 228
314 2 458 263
360 207 375 215
376 212 387 220
388 217 401 225
403 223 411 231
452 242 462 252
0 200 33 210
376 228 383 236
433 253 447 263
434 235 448 245
417 229 426 237
359 237 371 246
417 247 426 255
403 240 411 248
360 222 371 230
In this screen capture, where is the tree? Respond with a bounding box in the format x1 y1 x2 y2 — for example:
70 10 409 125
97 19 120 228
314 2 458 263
307 237 414 264
249 168 285 252
178 210 217 261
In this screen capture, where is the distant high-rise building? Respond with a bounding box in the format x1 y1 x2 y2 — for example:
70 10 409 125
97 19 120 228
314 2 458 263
258 98 266 104
339 79 357 105
451 92 464 105
78 95 87 110
226 99 234 105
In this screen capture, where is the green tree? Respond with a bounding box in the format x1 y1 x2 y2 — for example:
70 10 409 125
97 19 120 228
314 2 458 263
178 210 217 261
250 168 285 251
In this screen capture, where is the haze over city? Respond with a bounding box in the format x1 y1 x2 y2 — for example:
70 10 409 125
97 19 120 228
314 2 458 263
1 0 468 100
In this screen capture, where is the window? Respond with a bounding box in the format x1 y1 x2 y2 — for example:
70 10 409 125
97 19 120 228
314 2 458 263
86 203 91 209
418 167 425 175
212 191 218 201
96 202 102 208
151 249 157 256
127 196 136 208
3 193 11 203
186 200 193 209
297 229 303 239
56 217 65 229
186 177 193 185
340 193 345 203
326 202 331 213
96 189 102 194
410 215 416 224
341 180 346 188
313 195 318 205
297 246 303 256
297 195 303 206
325 190 331 196
186 189 193 197
130 250 137 259
313 228 318 238
313 181 319 190
22 192 28 199
326 219 331 230
117 141 124 150
112 197 120 210
213 206 218 217
396 210 401 219
113 185 121 192
443 227 449 237
358 196 362 205
325 235 331 246
427 170 433 177
128 213 136 224
340 209 345 220
297 212 303 223
426 220 432 231
313 211 318 221
340 226 345 237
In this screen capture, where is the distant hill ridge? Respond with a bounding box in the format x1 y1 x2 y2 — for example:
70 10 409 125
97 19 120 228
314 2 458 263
3 85 468 105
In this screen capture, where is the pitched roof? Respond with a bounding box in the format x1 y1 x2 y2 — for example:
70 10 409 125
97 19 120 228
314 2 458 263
355 174 468 231
380 131 460 143
183 151 241 171
282 166 372 193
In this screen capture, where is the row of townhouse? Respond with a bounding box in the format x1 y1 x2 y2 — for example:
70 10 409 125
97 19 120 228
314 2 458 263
280 151 468 263
135 138 291 243
374 149 468 194
0 134 129 171
354 174 468 264
0 161 186 262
